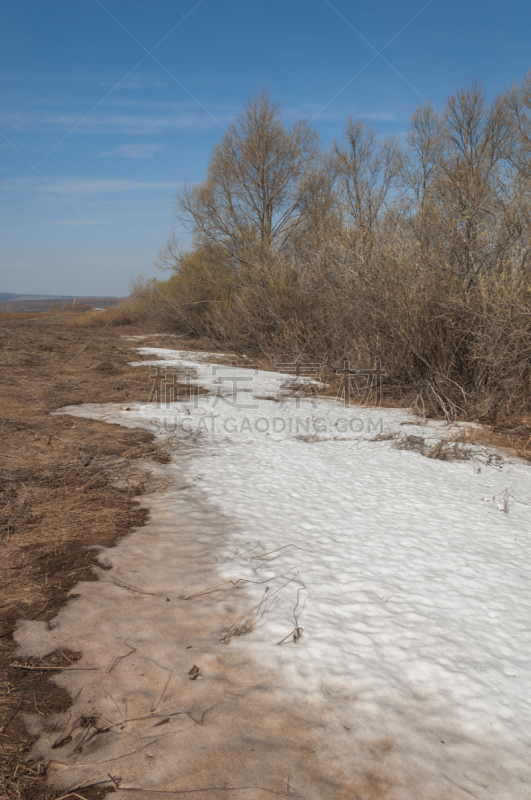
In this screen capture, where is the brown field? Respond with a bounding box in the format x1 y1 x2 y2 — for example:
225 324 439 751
0 312 62 321
0 315 199 800
0 298 125 314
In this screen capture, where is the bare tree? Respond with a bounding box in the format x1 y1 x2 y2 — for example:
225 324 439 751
333 120 401 238
506 70 531 178
293 154 340 244
175 89 319 261
402 103 442 251
436 82 511 284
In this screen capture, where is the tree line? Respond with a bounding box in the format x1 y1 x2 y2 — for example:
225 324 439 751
94 74 531 427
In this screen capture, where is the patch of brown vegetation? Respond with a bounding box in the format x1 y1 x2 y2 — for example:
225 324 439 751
0 312 61 321
0 315 184 800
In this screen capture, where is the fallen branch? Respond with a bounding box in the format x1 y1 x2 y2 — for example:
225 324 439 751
113 784 302 797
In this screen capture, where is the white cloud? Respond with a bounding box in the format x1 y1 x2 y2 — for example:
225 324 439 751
118 73 168 91
53 111 218 134
54 218 113 226
0 107 228 134
100 143 163 159
35 179 183 195
283 103 398 124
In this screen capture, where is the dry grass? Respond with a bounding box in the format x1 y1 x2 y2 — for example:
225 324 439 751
0 315 195 800
75 297 147 328
425 436 473 462
0 312 62 321
104 241 531 440
381 427 507 467
391 430 475 461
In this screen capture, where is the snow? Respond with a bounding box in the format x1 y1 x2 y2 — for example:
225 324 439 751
15 347 531 798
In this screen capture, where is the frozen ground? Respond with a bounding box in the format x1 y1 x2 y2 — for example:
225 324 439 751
15 347 531 799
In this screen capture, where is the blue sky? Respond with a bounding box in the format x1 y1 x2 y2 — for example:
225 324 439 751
1 0 530 296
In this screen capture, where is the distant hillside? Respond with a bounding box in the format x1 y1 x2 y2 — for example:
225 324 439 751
0 296 125 313
0 293 74 303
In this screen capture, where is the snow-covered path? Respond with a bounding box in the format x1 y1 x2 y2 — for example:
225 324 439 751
16 348 531 799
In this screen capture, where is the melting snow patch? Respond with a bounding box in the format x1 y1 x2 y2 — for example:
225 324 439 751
16 348 531 799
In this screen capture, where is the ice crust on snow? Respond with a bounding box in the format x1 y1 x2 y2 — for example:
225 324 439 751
15 347 531 798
